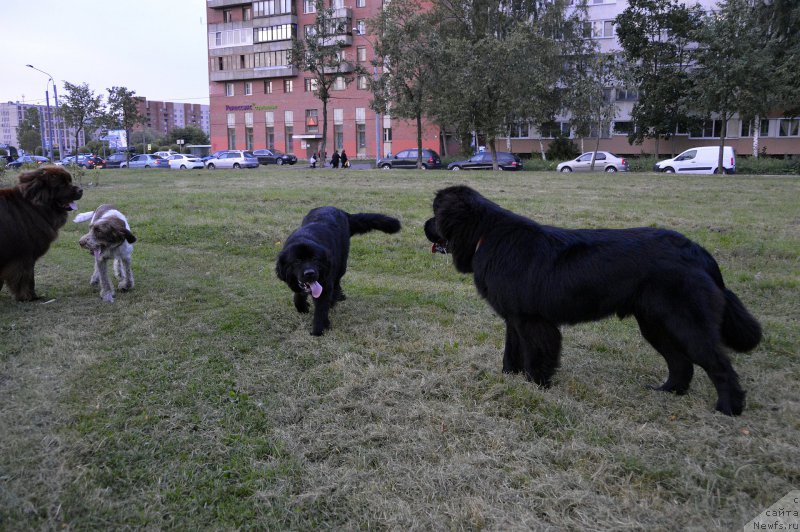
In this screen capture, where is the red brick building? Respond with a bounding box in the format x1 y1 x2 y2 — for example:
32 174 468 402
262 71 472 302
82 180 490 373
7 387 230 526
206 0 443 161
131 99 210 137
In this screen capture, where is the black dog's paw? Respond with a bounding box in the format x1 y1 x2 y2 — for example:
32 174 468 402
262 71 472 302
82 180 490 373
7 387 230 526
646 382 689 396
293 293 309 313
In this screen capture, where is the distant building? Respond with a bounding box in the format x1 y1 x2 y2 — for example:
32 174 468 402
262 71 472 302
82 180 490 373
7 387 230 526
0 101 84 156
131 99 210 137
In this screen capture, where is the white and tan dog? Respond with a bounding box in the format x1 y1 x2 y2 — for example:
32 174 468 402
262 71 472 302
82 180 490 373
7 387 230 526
75 204 136 302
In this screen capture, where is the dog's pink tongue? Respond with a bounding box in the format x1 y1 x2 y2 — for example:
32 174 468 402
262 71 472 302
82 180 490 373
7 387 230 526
69 202 78 211
310 281 323 299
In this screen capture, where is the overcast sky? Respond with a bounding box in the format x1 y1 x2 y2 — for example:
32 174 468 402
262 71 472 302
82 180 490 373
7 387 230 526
1 0 210 107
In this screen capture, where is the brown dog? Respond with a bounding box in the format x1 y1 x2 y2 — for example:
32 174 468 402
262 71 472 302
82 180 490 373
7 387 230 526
0 166 83 301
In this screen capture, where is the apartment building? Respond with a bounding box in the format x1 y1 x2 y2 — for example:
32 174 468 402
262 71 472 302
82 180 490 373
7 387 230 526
132 99 211 137
0 101 85 156
206 0 440 160
206 0 800 159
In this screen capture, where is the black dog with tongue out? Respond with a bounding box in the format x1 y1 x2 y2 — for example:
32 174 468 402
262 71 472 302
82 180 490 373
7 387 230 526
276 206 401 336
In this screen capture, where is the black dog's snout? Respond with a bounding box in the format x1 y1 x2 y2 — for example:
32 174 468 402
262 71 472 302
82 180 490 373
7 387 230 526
302 268 317 281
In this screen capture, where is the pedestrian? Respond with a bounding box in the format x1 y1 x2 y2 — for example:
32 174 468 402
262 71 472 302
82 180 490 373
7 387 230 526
340 150 349 168
310 152 317 168
331 150 340 168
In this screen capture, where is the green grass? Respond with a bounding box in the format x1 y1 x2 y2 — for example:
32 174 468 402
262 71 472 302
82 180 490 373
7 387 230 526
1 167 798 529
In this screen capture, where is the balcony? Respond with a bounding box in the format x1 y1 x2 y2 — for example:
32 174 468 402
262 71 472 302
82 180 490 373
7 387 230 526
208 0 251 8
210 66 299 82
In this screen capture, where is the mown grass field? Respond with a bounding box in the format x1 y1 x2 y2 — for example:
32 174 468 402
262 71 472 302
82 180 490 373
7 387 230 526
1 166 798 530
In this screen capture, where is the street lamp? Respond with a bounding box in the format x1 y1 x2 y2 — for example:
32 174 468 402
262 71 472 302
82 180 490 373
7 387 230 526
26 64 64 160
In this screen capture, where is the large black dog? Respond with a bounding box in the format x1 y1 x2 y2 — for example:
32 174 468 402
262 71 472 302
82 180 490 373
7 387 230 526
277 206 401 335
424 186 761 415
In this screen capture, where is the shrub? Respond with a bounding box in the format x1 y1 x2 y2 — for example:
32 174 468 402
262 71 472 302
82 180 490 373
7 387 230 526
546 136 579 161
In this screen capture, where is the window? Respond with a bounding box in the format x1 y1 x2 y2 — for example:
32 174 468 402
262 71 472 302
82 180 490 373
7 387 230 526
226 83 234 96
383 127 392 142
357 46 367 63
304 78 318 92
227 127 236 150
246 127 254 150
690 120 723 138
332 76 346 91
304 0 316 13
254 24 296 43
285 125 294 153
305 109 319 133
356 0 365 6
217 57 224 71
266 126 274 148
243 6 251 20
778 118 800 137
616 88 638 101
254 50 290 68
215 32 222 46
335 124 344 150
613 121 635 135
224 9 233 22
304 24 316 38
357 75 368 90
264 80 273 94
356 123 366 154
254 0 293 17
284 79 293 93
355 20 366 35
539 121 571 139
244 82 253 96
590 20 615 38
741 118 770 137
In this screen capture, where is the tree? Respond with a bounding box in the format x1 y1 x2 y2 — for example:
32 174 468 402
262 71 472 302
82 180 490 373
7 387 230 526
164 125 209 147
17 107 43 154
59 82 103 157
291 0 356 160
691 0 774 171
369 0 439 168
615 0 702 157
105 87 148 158
429 0 568 169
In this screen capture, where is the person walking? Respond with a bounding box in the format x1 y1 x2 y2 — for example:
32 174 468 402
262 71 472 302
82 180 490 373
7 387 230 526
340 149 349 168
330 150 340 169
309 152 317 168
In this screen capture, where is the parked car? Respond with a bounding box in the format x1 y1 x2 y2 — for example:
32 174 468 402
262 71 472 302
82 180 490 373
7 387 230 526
81 155 106 169
204 150 260 169
377 149 442 170
252 148 297 165
154 150 179 159
104 152 129 169
448 151 523 171
56 155 78 166
167 153 205 170
8 155 50 168
201 150 227 163
556 151 629 173
119 154 170 169
653 146 736 175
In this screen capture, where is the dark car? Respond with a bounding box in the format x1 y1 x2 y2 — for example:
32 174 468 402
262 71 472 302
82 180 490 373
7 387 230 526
81 155 106 169
448 151 523 171
104 152 129 169
377 149 442 170
252 148 297 165
8 155 50 168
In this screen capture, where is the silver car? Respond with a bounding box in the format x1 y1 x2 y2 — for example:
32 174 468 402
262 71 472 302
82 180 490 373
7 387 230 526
556 151 629 173
204 150 259 170
167 153 205 170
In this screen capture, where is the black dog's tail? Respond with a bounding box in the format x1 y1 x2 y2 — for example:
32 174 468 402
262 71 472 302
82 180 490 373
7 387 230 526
698 246 762 352
721 289 762 352
347 213 401 236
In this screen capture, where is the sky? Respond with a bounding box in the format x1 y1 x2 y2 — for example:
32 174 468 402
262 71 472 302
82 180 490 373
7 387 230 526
1 0 210 107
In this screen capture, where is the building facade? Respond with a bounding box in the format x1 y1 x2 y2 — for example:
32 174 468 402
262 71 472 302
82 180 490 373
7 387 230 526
132 99 210 137
206 0 800 160
1 101 85 156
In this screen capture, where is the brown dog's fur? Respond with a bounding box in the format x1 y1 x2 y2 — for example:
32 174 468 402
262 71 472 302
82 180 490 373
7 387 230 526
0 167 83 301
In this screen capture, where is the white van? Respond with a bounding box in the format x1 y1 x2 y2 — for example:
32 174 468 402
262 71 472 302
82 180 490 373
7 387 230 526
654 146 736 175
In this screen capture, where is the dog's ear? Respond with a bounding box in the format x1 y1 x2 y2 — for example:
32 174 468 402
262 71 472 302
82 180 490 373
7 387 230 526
123 229 137 244
16 168 48 203
275 251 289 281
